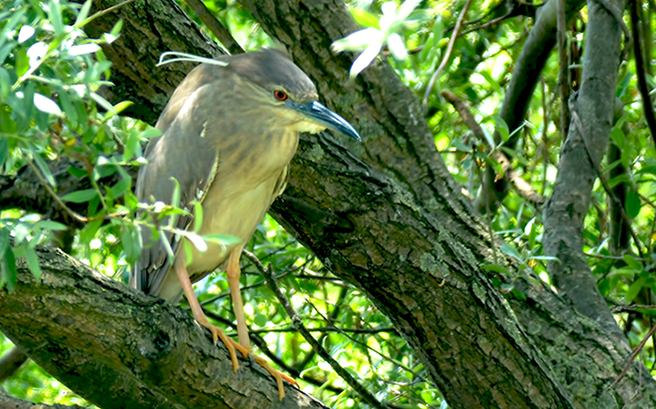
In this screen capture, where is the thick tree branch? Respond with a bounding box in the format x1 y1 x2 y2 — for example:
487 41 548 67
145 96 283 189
544 0 626 332
0 246 328 409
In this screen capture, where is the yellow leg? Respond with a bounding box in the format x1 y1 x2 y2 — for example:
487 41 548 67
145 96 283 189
174 256 248 371
226 248 294 401
226 247 250 349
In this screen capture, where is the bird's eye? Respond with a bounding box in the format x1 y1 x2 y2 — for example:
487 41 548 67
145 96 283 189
274 90 288 101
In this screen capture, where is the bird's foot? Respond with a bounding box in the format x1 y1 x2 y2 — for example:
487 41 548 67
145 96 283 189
196 317 249 372
248 352 296 401
196 318 294 401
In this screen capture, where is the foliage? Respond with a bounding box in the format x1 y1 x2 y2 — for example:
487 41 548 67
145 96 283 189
1 0 656 408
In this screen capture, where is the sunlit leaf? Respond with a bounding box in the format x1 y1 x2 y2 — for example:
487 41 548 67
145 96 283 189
349 41 382 77
387 33 407 60
33 92 63 116
17 25 35 43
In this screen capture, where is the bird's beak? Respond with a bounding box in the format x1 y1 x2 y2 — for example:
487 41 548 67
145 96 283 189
291 100 361 141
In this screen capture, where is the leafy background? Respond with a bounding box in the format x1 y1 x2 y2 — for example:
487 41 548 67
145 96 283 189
1 0 655 408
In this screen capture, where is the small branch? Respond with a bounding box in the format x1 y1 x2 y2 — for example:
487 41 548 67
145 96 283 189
247 326 397 335
609 324 656 388
422 0 474 108
25 159 88 224
441 90 545 205
242 252 391 409
84 0 139 25
184 0 243 54
611 305 656 313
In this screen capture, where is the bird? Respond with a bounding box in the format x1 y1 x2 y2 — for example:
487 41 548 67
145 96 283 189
131 49 360 400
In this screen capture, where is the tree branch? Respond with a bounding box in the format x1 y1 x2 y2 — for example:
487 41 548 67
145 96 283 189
0 246 328 409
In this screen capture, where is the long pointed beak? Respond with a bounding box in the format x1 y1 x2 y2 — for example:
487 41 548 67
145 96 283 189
291 101 361 141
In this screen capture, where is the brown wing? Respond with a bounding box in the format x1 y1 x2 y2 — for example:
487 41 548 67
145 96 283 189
131 64 222 297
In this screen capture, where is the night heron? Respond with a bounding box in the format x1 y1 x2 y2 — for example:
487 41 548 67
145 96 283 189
131 49 360 400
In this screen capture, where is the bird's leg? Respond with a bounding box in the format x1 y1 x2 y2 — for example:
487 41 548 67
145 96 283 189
174 256 248 371
226 248 295 401
226 247 250 349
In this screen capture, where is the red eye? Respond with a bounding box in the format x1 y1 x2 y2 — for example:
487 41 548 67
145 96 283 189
274 90 288 101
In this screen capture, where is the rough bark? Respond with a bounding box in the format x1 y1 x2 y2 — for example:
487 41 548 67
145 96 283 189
1 0 655 408
0 246 328 409
544 0 626 334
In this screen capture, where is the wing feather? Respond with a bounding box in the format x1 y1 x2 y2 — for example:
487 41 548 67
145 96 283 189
131 65 224 297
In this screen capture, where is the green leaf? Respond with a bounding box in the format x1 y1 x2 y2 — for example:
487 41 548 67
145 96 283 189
48 0 64 36
203 234 241 246
349 8 380 29
170 177 181 208
25 246 41 282
32 154 56 187
625 188 641 219
1 246 18 292
61 188 98 203
0 66 11 98
90 92 116 114
193 201 203 233
58 90 78 127
75 0 93 27
480 263 510 275
622 254 642 271
626 277 646 302
0 137 8 171
499 243 523 262
67 165 88 178
492 115 509 142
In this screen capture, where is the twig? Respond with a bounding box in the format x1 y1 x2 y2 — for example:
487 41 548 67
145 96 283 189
82 0 139 25
247 326 397 335
611 305 656 313
459 12 512 37
629 0 656 148
26 159 89 224
441 90 545 205
422 0 474 108
609 324 656 388
184 0 243 55
243 252 391 409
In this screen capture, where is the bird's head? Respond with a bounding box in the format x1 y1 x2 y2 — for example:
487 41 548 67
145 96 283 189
227 49 361 141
